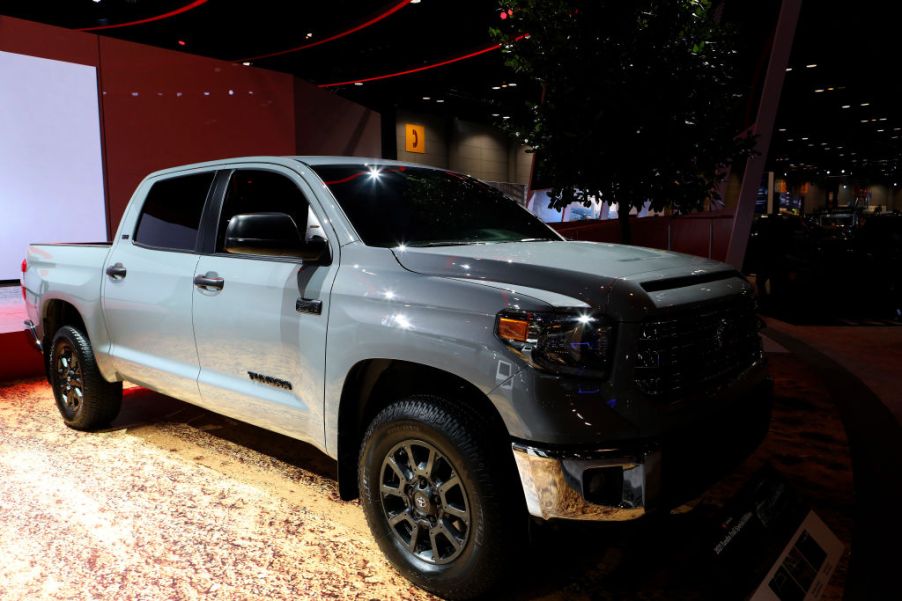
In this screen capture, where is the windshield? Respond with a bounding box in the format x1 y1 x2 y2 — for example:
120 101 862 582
310 164 559 248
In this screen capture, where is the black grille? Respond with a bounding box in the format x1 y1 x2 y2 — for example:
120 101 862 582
634 295 763 398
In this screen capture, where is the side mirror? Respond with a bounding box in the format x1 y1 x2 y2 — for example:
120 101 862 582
224 212 327 261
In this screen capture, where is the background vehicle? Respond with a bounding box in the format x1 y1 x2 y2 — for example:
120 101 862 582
22 157 771 599
745 211 901 320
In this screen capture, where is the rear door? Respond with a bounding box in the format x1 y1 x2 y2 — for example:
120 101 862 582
101 170 217 403
191 166 338 445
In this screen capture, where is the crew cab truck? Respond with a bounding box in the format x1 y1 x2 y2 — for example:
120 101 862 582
22 157 771 599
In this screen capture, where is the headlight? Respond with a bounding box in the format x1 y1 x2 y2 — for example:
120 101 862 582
495 309 614 378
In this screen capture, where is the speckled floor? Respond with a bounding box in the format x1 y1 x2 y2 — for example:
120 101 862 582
0 351 852 600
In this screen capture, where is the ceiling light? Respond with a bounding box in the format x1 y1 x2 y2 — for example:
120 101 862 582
778 128 786 132
411 0 421 3
492 86 501 90
177 40 186 46
306 32 314 39
242 61 252 66
814 89 824 93
841 105 850 109
491 113 500 117
436 99 444 103
422 96 431 100
785 67 792 72
805 64 817 68
508 82 517 87
801 137 808 140
880 117 888 121
502 115 511 120
861 102 870 107
354 82 363 86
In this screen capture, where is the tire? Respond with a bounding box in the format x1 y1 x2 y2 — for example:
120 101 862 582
358 395 523 600
49 325 122 431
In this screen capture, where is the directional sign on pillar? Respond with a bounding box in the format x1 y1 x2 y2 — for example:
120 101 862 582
405 123 426 154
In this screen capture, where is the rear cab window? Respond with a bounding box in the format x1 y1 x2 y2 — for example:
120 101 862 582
134 172 215 251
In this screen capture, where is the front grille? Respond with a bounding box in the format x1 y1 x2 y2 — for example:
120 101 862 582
634 295 762 398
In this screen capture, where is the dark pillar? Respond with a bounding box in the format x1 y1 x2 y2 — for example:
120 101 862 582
725 0 803 268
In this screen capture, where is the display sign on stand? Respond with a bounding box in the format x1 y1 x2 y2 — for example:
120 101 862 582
751 511 844 601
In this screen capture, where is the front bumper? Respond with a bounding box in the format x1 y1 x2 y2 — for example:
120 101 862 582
512 376 773 522
512 443 659 521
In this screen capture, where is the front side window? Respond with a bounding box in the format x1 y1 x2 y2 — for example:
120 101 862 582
217 170 312 253
134 172 214 251
310 164 558 248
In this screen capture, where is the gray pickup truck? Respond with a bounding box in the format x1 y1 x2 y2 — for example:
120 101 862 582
22 156 771 598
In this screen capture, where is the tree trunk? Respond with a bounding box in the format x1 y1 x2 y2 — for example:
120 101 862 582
618 203 632 245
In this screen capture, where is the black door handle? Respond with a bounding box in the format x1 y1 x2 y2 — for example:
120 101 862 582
296 298 322 315
194 274 224 290
106 263 127 279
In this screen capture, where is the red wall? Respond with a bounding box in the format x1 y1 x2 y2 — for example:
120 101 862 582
97 36 297 229
0 15 381 236
0 16 97 66
294 79 382 158
552 211 735 262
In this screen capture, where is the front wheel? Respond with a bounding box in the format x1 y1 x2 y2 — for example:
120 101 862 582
358 396 523 600
49 325 122 431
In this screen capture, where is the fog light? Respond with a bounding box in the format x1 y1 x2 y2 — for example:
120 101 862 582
582 467 624 506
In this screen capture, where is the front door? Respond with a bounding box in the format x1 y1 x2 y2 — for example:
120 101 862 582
191 167 337 445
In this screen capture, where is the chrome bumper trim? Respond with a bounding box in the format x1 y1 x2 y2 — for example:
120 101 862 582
24 320 42 352
511 442 661 522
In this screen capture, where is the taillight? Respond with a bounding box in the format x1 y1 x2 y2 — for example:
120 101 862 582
20 258 27 301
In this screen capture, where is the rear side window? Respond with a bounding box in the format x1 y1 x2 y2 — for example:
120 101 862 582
134 172 214 251
216 170 311 252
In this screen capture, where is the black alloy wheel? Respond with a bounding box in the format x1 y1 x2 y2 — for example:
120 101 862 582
379 439 471 565
54 341 84 420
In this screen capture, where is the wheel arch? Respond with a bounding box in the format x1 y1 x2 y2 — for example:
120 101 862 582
335 359 510 501
40 299 89 381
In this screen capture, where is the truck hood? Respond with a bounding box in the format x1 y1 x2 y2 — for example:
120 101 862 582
392 241 746 320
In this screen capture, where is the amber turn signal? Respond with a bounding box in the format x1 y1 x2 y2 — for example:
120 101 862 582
498 317 529 342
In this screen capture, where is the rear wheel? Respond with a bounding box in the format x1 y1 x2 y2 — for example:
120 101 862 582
358 395 523 600
49 326 122 431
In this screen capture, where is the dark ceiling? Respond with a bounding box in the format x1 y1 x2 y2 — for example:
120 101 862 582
772 0 902 183
1 0 899 183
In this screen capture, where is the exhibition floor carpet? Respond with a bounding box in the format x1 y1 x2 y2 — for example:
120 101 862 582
0 351 853 601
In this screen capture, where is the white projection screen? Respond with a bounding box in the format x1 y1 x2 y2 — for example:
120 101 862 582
0 50 107 281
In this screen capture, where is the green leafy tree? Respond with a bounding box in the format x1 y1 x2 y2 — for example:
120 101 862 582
493 0 755 242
